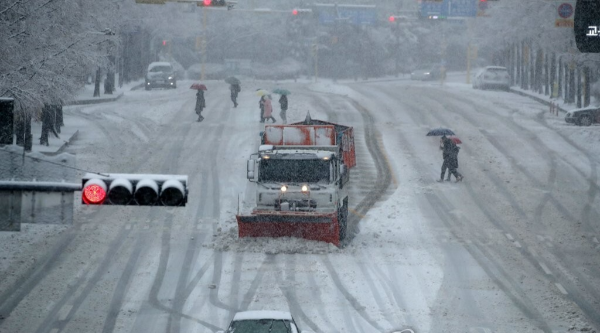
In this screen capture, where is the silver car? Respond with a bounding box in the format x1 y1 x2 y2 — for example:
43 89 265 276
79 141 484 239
145 61 177 90
473 66 511 90
410 65 442 81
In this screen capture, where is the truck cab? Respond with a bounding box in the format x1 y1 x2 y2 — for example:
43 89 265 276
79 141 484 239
246 144 349 213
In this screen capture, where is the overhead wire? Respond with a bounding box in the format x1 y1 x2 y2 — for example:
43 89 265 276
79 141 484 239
0 148 109 177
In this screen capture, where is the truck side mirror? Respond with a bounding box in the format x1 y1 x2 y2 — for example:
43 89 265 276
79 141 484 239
339 164 347 189
247 159 256 182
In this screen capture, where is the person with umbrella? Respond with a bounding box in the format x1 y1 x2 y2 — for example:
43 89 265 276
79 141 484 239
191 83 207 121
195 90 205 121
439 135 463 182
273 89 290 124
256 89 269 122
278 94 288 124
262 95 276 123
230 83 240 107
226 77 241 107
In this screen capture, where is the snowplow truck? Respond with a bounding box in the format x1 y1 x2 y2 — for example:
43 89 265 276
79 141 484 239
236 116 356 247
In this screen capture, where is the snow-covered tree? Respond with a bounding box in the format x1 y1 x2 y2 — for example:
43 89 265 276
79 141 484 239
0 0 122 111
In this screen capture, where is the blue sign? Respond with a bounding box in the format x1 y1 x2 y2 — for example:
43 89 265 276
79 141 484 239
558 3 573 19
315 4 377 26
420 1 444 17
420 0 477 18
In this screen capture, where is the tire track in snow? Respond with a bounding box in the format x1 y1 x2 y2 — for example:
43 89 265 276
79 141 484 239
359 249 418 330
276 255 330 333
321 255 385 332
238 255 274 311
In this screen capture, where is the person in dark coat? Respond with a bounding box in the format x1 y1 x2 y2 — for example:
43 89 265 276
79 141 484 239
195 90 205 122
259 95 266 123
278 94 288 124
230 83 240 107
39 104 60 146
439 136 463 182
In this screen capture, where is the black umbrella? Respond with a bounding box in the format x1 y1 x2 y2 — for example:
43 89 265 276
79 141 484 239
426 128 455 136
225 76 240 85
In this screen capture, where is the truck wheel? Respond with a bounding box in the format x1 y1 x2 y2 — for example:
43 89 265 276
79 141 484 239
338 202 348 241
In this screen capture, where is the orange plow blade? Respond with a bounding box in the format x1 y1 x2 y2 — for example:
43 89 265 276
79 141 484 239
236 211 340 247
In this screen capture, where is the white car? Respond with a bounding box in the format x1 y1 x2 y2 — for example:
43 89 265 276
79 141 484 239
473 66 511 90
218 310 315 333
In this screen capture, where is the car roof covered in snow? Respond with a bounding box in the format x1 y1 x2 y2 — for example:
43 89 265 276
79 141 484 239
569 105 600 113
147 62 172 70
483 66 508 70
232 311 293 321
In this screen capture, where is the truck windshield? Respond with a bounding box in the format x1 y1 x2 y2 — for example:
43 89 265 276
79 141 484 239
259 159 330 183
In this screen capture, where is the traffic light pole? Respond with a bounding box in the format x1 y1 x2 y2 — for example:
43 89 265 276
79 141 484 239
201 6 207 81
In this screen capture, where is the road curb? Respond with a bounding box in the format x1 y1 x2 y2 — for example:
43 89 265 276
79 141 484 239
509 88 567 114
64 93 124 106
40 130 79 156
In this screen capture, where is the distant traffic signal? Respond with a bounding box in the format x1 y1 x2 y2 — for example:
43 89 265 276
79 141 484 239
82 173 188 206
292 8 312 16
198 0 228 6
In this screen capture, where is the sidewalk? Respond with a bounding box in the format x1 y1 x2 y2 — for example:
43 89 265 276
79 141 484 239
29 81 143 155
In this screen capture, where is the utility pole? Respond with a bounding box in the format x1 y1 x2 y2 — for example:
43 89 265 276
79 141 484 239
201 6 207 80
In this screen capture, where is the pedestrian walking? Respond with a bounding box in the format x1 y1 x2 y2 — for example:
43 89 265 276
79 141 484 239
39 104 59 146
438 136 463 182
259 95 265 123
278 94 288 124
230 83 240 107
263 95 276 123
195 90 205 122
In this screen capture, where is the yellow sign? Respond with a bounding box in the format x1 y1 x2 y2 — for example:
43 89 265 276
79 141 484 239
555 19 574 28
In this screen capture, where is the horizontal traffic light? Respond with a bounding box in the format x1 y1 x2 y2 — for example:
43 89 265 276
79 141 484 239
292 8 312 15
82 173 188 206
198 0 227 6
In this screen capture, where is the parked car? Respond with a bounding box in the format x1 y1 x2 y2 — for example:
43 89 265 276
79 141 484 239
472 66 511 90
410 64 442 81
565 106 600 126
145 62 176 90
217 310 314 333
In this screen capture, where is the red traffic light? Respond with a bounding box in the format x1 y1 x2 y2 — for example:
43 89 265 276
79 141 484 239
162 40 167 46
292 9 298 15
203 0 211 5
82 179 107 204
389 16 395 22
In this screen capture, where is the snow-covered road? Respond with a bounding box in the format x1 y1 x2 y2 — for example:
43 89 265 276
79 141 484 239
1 77 599 333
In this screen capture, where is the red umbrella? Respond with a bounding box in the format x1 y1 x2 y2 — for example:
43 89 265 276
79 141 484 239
450 137 462 144
190 83 207 90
